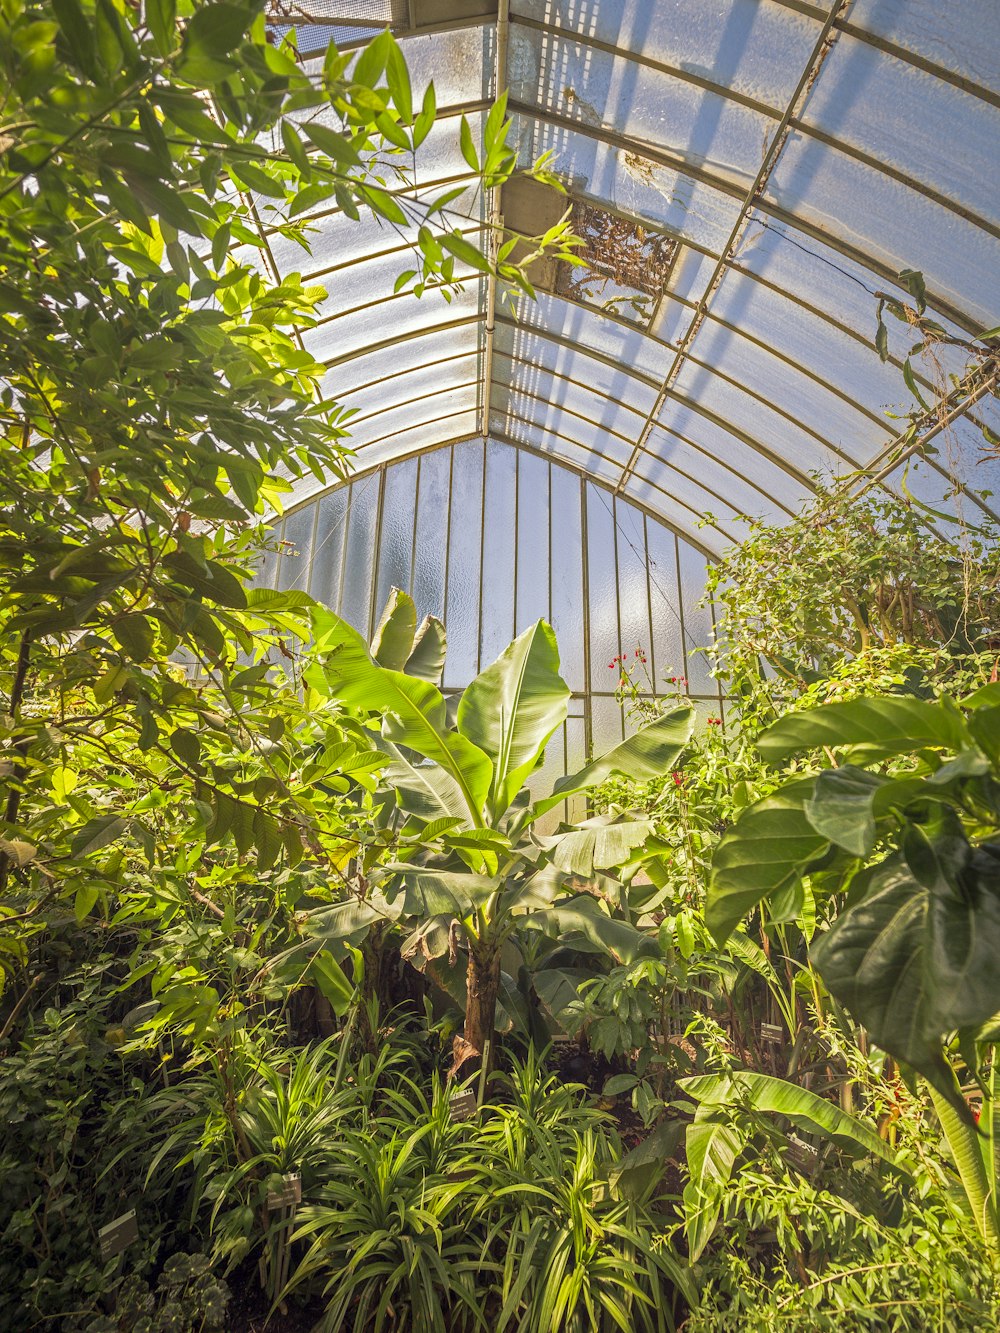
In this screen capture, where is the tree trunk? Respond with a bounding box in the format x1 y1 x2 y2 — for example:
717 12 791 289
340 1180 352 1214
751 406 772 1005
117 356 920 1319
462 946 502 1072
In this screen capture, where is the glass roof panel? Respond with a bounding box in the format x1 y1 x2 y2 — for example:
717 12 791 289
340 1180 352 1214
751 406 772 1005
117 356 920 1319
512 0 822 110
493 321 659 416
667 357 863 476
635 416 810 515
303 278 484 365
510 113 745 253
846 0 1000 96
763 136 1000 329
508 23 776 185
800 34 1000 225
259 1 998 545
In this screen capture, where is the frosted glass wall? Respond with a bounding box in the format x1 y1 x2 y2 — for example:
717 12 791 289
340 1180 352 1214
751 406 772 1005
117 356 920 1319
259 438 725 764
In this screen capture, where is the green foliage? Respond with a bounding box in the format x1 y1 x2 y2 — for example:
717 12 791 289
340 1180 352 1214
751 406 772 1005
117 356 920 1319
0 965 178 1327
285 1048 691 1333
708 689 1000 1109
705 484 1000 724
306 607 693 1059
84 1254 230 1333
0 0 579 1007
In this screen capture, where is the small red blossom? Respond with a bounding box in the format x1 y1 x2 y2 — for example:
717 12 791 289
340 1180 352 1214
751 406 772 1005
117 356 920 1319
672 771 683 786
608 662 616 669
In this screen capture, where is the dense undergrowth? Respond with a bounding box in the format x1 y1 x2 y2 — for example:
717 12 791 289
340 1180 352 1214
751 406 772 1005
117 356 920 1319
4 0 1000 1328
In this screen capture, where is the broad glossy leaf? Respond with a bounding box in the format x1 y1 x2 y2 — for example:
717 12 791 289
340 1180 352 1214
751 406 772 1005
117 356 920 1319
310 952 355 1017
811 858 955 1105
71 813 127 857
382 866 497 919
708 779 827 944
182 2 252 59
925 844 1000 1033
309 607 492 826
758 696 969 765
523 893 657 964
457 620 569 820
304 895 397 954
805 766 883 857
385 752 470 824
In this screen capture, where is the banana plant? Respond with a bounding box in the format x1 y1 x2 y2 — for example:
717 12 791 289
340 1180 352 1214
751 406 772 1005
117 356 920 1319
706 685 1000 1245
305 604 693 1066
678 1070 903 1261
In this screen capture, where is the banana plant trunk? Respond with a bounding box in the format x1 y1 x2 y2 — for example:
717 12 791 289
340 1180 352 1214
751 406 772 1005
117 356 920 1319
463 946 502 1072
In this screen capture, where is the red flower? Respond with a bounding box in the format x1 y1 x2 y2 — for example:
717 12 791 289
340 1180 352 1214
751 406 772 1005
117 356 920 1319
672 771 683 786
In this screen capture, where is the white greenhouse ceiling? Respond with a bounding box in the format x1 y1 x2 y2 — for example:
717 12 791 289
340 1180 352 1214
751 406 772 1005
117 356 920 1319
258 0 1000 557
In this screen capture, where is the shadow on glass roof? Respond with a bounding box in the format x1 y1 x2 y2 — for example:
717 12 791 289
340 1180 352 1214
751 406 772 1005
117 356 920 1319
255 0 1000 556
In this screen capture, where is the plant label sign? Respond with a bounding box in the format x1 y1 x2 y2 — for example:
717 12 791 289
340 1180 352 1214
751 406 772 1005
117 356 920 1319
449 1090 478 1122
266 1171 302 1210
760 1022 783 1045
98 1209 139 1262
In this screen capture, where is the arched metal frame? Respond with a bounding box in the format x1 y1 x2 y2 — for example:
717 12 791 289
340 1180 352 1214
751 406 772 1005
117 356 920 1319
249 0 999 742
250 0 999 558
261 437 727 806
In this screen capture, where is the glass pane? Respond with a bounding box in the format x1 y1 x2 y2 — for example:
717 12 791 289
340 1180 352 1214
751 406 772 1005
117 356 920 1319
276 504 314 593
310 487 349 611
762 143 1000 329
516 451 551 633
843 0 1000 100
587 482 620 691
614 497 653 677
480 441 518 669
677 539 717 696
445 441 485 689
374 455 418 615
340 472 382 634
412 447 451 621
549 464 585 692
512 0 822 110
590 694 625 753
645 519 685 694
256 519 281 589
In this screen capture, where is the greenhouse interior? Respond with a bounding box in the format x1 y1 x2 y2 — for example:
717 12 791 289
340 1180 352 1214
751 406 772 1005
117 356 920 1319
2 0 1000 1327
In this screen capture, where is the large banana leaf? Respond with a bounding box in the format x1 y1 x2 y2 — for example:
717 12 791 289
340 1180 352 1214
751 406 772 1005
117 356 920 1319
370 586 417 670
379 866 498 919
457 620 570 819
309 607 491 826
680 1071 898 1164
405 615 447 683
682 1107 744 1262
384 751 471 824
522 893 657 964
530 705 694 820
539 817 653 876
